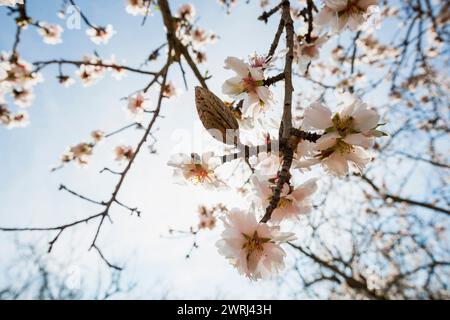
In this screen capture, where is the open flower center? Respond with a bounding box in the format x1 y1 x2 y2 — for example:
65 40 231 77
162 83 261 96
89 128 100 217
332 114 354 136
242 231 270 260
242 76 260 93
189 164 210 184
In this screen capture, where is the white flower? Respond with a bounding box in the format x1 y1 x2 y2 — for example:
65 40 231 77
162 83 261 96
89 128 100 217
163 81 179 98
76 65 98 86
294 34 329 73
62 143 93 166
125 0 150 16
216 209 295 280
300 94 383 176
37 23 63 45
0 0 23 7
176 3 196 21
251 175 318 223
75 56 106 87
126 91 148 121
12 88 34 108
114 145 134 162
7 110 29 128
1 52 42 88
86 25 115 45
167 152 225 189
222 56 274 119
58 75 75 88
252 153 281 179
315 0 379 32
103 55 127 80
91 130 105 143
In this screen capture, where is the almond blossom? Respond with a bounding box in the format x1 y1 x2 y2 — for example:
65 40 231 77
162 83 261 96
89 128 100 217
6 110 29 128
126 91 148 121
105 55 127 80
251 175 318 223
57 75 75 88
37 23 63 45
294 34 329 73
86 25 115 45
222 56 274 119
167 152 225 189
1 52 42 89
315 0 379 32
216 209 296 280
125 0 150 16
61 143 93 166
75 55 106 86
115 145 134 162
12 88 34 108
299 94 385 176
176 3 196 21
91 130 105 143
163 82 178 98
0 0 23 7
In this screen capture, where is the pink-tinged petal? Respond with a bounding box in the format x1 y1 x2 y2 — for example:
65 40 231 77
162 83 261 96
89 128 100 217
344 133 374 149
224 56 249 77
315 7 336 27
322 152 349 177
352 107 380 132
345 146 371 172
325 0 348 12
249 66 264 81
295 157 320 169
291 178 318 201
347 13 365 31
314 132 339 150
167 153 191 167
255 86 273 107
242 93 261 118
222 76 244 96
303 102 333 130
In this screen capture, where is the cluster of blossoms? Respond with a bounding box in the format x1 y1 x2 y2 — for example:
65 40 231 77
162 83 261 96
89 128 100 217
293 0 380 74
73 54 125 87
298 94 386 176
57 130 136 169
174 4 217 64
0 52 42 128
166 1 387 280
59 130 104 167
